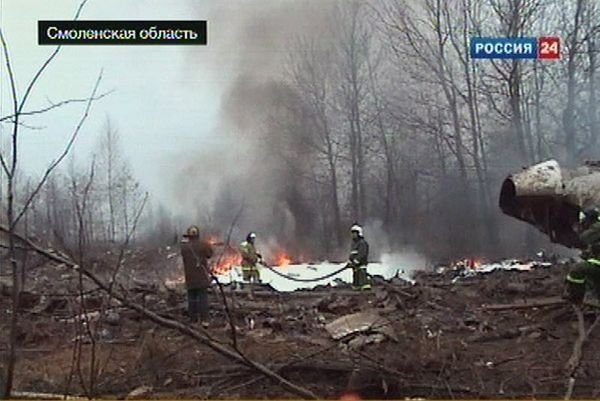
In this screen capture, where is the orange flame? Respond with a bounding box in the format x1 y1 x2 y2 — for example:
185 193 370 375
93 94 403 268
339 392 361 401
211 252 242 275
275 253 292 267
452 258 483 270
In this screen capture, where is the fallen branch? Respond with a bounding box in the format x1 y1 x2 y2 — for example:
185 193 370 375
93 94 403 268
370 277 416 298
482 297 566 311
483 297 600 311
564 307 600 400
467 325 541 343
0 225 318 400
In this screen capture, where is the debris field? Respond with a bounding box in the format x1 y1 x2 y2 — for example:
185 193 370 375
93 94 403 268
1 247 599 400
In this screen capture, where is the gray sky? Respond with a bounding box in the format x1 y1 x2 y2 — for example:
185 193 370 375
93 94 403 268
0 0 260 208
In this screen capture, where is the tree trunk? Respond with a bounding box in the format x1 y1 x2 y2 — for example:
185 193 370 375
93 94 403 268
563 0 584 164
509 61 531 164
587 20 598 151
533 62 545 159
328 156 343 246
4 178 18 398
349 117 360 220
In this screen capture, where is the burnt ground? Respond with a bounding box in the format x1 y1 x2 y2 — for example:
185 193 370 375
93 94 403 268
1 248 600 399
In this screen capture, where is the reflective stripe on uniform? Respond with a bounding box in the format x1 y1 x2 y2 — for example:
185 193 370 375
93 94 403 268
567 274 586 284
587 258 600 266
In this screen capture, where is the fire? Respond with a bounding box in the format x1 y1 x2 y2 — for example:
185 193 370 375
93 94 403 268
211 252 242 275
275 253 292 267
451 258 485 270
339 392 361 401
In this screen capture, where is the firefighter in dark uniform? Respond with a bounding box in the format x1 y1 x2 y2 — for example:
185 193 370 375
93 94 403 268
348 223 370 291
564 208 600 304
180 225 214 327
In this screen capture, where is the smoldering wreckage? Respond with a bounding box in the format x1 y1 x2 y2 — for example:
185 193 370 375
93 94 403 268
4 159 600 399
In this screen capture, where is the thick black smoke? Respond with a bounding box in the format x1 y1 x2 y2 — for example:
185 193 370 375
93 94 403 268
171 1 336 261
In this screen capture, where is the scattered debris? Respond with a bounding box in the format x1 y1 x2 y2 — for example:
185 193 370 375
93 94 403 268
2 245 596 399
449 259 553 282
126 385 153 400
325 310 397 342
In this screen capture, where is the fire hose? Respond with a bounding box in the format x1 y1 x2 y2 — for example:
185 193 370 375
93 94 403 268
259 263 352 282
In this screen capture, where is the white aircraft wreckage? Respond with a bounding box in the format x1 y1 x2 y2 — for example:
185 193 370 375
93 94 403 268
499 159 600 248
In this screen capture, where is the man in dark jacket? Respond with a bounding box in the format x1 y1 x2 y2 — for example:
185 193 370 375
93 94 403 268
180 225 214 327
348 223 370 291
565 208 600 305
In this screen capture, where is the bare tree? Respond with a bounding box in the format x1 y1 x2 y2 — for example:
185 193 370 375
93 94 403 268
99 119 118 243
287 35 344 245
0 1 107 395
334 0 372 221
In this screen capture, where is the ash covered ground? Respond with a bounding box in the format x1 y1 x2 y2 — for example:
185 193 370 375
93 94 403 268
1 246 598 400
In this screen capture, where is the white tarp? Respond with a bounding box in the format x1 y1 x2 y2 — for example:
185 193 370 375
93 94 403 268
214 261 414 292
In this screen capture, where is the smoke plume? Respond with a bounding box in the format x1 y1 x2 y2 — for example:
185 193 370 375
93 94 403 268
168 0 337 260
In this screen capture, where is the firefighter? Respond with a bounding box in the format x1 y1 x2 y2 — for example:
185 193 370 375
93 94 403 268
564 208 600 305
180 225 214 327
239 232 263 284
348 223 370 291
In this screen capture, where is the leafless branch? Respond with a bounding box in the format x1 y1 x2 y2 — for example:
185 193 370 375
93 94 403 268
0 29 17 176
0 91 113 123
211 199 246 351
15 0 90 122
106 192 149 295
13 71 104 228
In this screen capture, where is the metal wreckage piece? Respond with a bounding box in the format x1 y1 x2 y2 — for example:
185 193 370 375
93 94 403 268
499 159 600 249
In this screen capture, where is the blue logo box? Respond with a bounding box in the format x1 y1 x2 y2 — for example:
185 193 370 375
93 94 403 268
470 37 537 59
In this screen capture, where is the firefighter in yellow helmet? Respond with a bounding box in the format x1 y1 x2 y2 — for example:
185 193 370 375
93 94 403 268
180 225 213 327
239 232 263 284
348 223 371 291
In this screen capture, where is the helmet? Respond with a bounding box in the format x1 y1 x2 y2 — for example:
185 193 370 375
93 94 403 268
185 225 200 238
580 208 600 224
350 223 363 237
247 232 257 242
